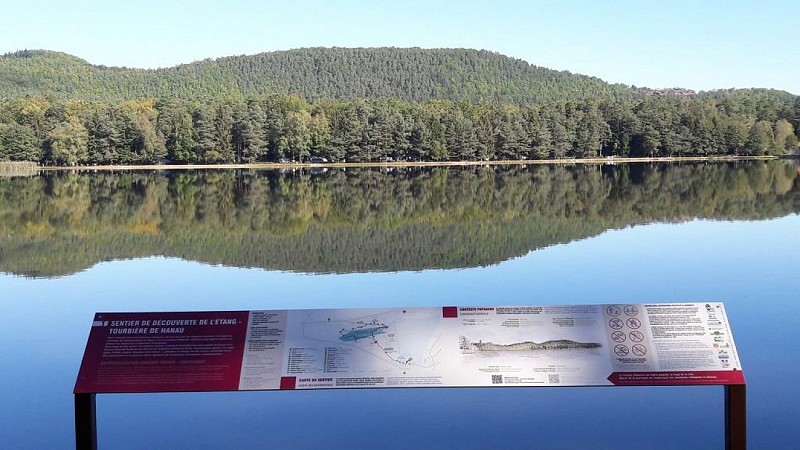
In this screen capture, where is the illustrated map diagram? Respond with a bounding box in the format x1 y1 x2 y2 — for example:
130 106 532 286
338 320 389 342
298 309 443 373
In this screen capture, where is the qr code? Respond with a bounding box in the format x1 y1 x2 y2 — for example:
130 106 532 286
491 375 503 384
548 374 560 384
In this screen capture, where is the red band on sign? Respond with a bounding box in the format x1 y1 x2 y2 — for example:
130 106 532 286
74 311 250 394
280 377 297 390
442 306 458 318
607 370 746 386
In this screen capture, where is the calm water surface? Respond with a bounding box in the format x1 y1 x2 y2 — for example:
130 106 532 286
1 161 799 449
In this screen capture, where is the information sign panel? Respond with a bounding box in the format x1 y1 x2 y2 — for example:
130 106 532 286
75 303 744 394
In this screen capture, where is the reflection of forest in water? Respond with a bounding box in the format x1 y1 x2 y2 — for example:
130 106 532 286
1 161 798 278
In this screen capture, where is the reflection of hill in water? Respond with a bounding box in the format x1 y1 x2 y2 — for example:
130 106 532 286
1 162 798 278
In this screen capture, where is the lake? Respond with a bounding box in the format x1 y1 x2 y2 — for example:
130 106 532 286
1 160 799 449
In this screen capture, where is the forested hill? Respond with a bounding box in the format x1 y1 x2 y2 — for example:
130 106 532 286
0 48 636 103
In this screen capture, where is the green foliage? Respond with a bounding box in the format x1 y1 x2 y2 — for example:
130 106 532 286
0 48 634 103
283 110 312 162
46 115 88 165
156 98 195 163
774 119 796 151
0 49 798 165
231 99 267 163
747 120 775 155
0 121 41 161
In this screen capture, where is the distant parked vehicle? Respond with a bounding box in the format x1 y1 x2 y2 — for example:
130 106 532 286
310 157 328 163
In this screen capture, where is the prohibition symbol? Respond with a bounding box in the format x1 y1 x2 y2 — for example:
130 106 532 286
626 318 641 329
623 305 639 316
609 318 624 330
632 344 647 356
611 331 627 343
629 331 644 342
614 345 629 356
606 306 621 316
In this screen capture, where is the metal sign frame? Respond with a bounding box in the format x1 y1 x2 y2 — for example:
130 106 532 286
74 386 746 450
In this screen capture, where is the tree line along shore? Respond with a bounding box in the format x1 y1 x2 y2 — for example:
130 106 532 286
0 93 798 167
2 48 798 167
0 156 784 174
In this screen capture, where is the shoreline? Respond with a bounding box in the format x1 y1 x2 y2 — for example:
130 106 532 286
0 155 796 172
4 155 787 172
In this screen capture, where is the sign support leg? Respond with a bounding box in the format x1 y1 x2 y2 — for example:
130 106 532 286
725 384 746 450
75 393 97 450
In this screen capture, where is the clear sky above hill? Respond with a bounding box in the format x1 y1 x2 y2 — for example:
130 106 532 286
2 0 797 94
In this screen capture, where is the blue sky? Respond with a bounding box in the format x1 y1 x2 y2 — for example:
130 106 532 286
2 0 797 94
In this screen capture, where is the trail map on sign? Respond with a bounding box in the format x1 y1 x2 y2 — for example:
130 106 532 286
295 308 443 373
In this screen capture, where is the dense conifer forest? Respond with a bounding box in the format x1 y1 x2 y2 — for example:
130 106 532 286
1 48 798 165
0 48 634 103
